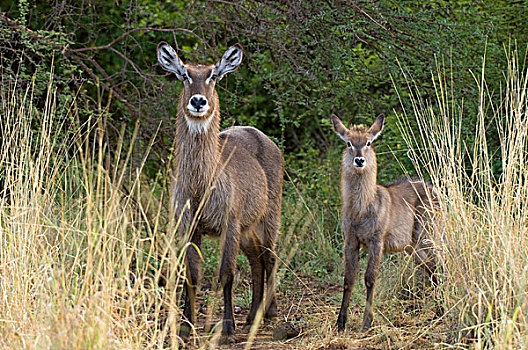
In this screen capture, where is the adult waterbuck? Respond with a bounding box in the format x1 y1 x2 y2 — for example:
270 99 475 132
331 114 440 331
157 43 283 342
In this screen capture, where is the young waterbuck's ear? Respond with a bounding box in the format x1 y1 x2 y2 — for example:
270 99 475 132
331 114 349 142
215 45 243 80
157 42 186 80
367 114 385 141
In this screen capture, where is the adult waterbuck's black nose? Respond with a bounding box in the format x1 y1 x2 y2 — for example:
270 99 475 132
190 95 207 110
354 157 365 167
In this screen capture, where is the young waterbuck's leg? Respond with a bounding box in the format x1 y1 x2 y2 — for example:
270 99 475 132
180 233 202 340
413 208 439 285
362 239 383 331
219 221 241 342
240 236 265 327
413 242 438 285
336 235 360 331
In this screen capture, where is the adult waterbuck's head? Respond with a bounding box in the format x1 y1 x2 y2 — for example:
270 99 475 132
157 42 283 345
157 42 243 133
331 114 385 173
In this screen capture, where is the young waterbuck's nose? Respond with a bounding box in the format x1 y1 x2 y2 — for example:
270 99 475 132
190 95 207 111
354 157 365 167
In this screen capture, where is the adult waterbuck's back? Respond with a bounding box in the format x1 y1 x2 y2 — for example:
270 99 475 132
331 114 440 331
157 42 283 343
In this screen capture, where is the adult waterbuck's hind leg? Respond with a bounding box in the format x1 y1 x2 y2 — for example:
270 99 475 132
239 235 265 327
257 144 283 321
363 239 383 331
337 235 360 331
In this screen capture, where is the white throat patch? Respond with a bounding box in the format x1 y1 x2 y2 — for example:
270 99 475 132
184 114 214 134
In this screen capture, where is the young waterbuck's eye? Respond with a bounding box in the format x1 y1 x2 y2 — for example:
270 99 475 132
347 141 352 148
366 140 371 147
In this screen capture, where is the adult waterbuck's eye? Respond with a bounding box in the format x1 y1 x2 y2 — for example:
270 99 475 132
347 141 352 148
183 71 192 83
206 70 218 84
366 140 371 147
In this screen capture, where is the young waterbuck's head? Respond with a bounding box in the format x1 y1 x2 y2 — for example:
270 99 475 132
157 42 243 133
331 114 385 172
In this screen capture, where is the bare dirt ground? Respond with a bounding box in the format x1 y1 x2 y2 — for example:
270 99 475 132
188 273 449 349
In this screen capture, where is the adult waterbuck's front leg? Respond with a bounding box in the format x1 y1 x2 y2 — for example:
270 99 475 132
363 238 383 330
181 232 202 340
337 233 360 331
173 199 200 341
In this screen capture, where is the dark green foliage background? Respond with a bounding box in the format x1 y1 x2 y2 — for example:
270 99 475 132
1 0 527 274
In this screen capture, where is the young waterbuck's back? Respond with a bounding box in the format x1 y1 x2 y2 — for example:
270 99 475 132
331 114 440 331
157 42 283 344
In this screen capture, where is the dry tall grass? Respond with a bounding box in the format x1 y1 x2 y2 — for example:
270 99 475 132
2 49 528 349
397 49 528 348
0 76 187 349
0 73 289 349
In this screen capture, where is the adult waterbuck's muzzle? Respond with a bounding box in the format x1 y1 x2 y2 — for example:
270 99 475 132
187 94 209 116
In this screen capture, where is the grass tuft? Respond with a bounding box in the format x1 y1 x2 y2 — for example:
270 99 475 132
396 47 528 348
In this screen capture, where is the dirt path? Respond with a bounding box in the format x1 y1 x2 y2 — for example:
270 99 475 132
188 275 447 349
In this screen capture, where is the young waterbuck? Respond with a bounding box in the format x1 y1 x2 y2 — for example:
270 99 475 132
331 114 439 331
157 43 283 342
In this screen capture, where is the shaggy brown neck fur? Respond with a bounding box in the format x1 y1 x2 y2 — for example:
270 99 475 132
173 92 222 196
342 152 378 220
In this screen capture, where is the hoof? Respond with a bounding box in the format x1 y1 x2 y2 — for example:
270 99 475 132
361 310 373 331
361 319 372 331
265 304 278 320
336 314 347 332
222 319 235 340
179 322 192 342
219 334 235 345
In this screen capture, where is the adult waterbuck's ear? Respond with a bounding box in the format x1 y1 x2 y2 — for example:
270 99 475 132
367 114 385 142
331 114 349 142
157 42 186 80
215 45 243 80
